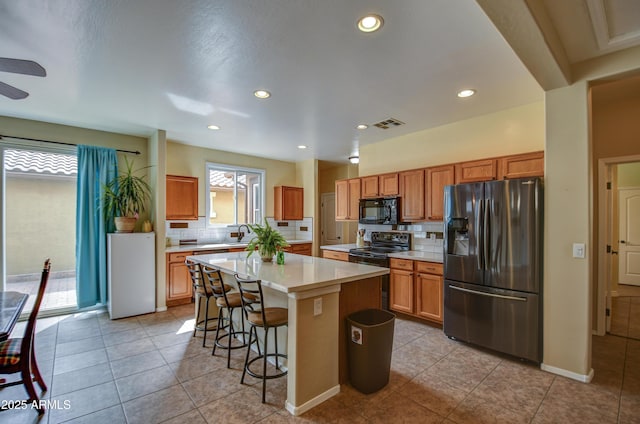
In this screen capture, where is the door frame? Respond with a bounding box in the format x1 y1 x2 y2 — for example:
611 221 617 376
597 154 640 335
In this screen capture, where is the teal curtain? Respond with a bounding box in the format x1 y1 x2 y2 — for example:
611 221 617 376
76 145 118 308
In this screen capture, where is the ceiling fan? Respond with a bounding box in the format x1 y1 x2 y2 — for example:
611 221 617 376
0 58 46 100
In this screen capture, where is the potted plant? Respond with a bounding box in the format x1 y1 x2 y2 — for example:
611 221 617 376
102 156 152 233
245 219 290 262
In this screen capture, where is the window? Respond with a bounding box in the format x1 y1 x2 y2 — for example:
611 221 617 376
205 162 265 226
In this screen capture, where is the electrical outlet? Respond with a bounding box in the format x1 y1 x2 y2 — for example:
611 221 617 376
572 243 585 258
314 297 322 316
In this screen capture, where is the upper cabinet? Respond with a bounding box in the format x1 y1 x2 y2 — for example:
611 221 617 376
166 175 198 220
399 169 425 221
426 165 454 221
455 159 497 183
274 186 303 221
335 178 360 221
497 151 544 180
361 173 399 198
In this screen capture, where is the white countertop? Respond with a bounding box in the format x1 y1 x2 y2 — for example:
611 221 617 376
387 251 443 263
186 251 389 294
166 239 311 253
319 243 357 252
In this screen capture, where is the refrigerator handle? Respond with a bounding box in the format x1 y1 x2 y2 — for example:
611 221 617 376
484 199 490 271
449 285 527 302
476 199 483 270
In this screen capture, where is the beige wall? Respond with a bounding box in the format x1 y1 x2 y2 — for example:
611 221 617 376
166 141 298 219
359 101 544 176
296 159 318 254
6 175 76 274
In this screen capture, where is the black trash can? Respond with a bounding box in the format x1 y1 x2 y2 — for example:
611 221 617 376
346 308 395 394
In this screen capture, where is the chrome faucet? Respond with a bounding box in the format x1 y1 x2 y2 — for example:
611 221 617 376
237 224 251 242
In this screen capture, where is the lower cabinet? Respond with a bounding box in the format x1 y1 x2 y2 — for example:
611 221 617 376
283 242 312 256
390 258 443 323
322 249 349 261
166 251 193 306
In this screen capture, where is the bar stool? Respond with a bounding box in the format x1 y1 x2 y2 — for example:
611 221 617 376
234 273 288 403
200 265 250 368
185 259 231 347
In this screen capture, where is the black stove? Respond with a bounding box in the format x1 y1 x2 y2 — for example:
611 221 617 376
348 231 411 264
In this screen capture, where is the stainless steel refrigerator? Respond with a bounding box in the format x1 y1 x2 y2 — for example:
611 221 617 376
443 177 543 363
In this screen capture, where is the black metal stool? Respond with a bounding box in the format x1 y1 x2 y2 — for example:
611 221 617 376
234 273 288 403
186 259 231 347
201 265 250 368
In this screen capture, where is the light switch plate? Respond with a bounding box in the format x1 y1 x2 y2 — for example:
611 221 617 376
572 243 585 258
314 298 322 316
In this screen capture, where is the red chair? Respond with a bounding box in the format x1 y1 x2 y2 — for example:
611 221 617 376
0 259 51 415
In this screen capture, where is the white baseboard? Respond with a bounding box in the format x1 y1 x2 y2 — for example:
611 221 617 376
155 306 168 312
541 363 594 383
285 385 340 416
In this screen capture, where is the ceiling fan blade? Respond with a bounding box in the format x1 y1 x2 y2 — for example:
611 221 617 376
0 58 46 77
0 81 29 100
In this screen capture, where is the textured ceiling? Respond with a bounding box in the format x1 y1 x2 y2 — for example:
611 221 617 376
1 1 639 164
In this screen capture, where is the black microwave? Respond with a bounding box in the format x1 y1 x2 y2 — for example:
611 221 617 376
359 197 399 225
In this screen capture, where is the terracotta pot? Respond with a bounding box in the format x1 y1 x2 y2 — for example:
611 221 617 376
114 216 137 233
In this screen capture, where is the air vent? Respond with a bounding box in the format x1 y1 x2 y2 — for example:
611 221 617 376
373 118 405 129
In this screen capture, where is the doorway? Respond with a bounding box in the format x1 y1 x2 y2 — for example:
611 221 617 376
598 158 640 339
321 193 342 246
3 147 78 315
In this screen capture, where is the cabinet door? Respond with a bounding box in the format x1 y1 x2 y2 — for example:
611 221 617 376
416 273 443 322
167 261 192 302
390 268 414 313
399 169 425 221
275 186 303 220
360 176 379 198
335 180 349 220
498 151 544 179
455 159 497 183
166 175 198 220
347 178 361 220
426 165 454 221
379 173 399 196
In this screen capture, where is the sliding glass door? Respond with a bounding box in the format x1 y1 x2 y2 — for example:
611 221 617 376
3 146 78 314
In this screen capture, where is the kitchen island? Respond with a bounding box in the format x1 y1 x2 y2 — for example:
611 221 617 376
187 251 389 416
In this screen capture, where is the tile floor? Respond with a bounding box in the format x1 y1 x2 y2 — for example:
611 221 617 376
610 296 640 340
7 275 77 314
1 304 640 424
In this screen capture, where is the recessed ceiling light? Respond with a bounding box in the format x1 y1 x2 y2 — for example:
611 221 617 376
349 155 360 164
254 89 271 99
297 145 307 149
356 124 368 130
457 89 476 98
207 125 220 130
357 14 383 33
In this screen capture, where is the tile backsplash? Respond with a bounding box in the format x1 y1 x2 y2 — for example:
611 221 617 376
166 217 313 245
358 221 444 253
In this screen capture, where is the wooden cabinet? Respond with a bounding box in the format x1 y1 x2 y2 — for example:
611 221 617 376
497 151 544 179
322 249 349 261
274 186 303 220
166 175 198 220
415 262 443 322
284 242 312 256
390 258 443 323
379 173 399 196
361 173 399 198
335 178 360 221
166 251 193 306
390 258 415 314
426 165 454 221
455 159 497 183
399 169 425 221
360 176 379 199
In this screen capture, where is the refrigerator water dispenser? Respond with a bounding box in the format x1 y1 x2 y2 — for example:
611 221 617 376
447 218 469 256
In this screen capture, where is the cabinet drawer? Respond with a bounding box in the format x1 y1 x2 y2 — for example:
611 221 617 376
322 250 349 261
390 258 414 271
416 261 443 275
168 251 193 263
